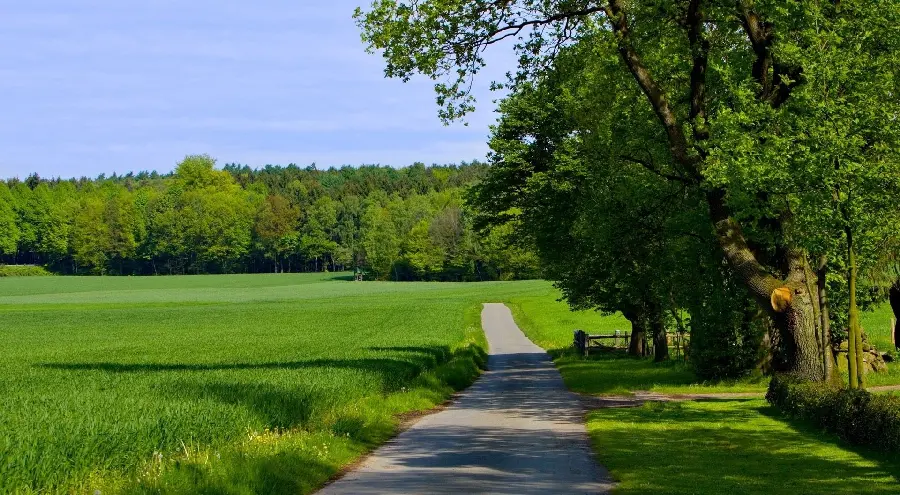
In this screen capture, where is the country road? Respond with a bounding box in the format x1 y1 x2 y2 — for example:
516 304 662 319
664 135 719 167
318 303 613 494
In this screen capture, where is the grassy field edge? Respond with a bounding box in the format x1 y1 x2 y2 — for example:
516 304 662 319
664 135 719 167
82 304 491 494
501 296 900 493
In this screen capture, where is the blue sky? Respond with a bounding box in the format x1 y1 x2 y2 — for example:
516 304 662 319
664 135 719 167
0 1 513 179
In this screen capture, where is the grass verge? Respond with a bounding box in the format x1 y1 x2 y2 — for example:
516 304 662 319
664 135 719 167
587 399 900 494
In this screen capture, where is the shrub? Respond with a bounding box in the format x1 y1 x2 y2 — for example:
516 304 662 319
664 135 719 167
767 374 900 451
0 265 52 277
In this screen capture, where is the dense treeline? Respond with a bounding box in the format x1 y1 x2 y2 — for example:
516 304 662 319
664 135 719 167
0 156 539 280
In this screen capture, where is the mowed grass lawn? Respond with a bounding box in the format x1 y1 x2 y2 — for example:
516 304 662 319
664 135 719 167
507 293 900 493
0 273 549 494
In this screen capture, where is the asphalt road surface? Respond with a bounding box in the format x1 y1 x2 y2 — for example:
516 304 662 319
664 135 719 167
318 303 613 494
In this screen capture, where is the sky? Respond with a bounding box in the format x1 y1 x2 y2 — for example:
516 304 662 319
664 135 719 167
0 1 514 179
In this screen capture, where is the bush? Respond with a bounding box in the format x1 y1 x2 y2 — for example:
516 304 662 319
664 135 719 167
0 265 52 277
767 374 900 452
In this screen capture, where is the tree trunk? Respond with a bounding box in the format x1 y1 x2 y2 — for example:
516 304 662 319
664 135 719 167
889 283 900 350
707 189 825 381
772 284 824 379
847 236 865 389
816 258 836 383
625 311 646 357
651 306 669 362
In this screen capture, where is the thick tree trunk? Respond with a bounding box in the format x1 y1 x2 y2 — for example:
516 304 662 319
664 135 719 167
889 283 900 350
607 0 821 377
772 283 824 379
707 189 824 381
625 312 646 357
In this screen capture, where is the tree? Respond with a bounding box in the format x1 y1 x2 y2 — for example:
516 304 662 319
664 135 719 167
404 218 444 278
300 197 339 272
361 201 401 279
356 0 900 380
255 195 299 272
479 220 541 281
71 192 109 273
0 183 20 256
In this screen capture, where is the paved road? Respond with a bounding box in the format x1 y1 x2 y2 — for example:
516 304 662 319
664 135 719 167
318 303 612 494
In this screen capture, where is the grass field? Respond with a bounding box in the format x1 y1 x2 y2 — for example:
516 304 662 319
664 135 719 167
3 273 898 493
0 273 550 494
505 290 900 493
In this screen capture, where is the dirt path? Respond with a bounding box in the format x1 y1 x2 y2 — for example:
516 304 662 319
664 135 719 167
318 303 613 494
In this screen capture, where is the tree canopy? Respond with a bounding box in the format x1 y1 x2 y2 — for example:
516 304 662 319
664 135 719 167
357 0 900 380
0 156 539 281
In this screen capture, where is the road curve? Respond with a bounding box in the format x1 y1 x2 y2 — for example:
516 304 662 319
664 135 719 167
318 303 613 494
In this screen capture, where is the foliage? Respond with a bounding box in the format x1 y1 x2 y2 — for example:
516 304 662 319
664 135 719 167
1 159 538 280
468 30 767 371
767 374 900 452
506 290 771 395
687 274 768 380
356 0 900 379
0 273 551 493
0 264 52 277
0 183 19 255
588 399 900 494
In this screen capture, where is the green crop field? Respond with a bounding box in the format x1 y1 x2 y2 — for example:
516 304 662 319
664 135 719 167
0 273 552 494
3 273 899 494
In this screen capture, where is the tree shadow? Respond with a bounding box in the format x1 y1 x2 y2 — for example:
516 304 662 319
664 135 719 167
758 404 900 471
589 399 900 494
40 347 453 377
38 345 460 406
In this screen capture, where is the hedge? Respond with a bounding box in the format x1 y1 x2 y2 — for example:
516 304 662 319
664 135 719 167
0 265 52 277
767 374 900 452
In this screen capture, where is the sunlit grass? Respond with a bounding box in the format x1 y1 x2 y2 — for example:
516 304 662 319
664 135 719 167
506 293 769 395
0 273 549 494
861 302 896 353
508 290 900 394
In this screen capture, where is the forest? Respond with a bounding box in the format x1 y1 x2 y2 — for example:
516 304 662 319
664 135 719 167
0 157 538 280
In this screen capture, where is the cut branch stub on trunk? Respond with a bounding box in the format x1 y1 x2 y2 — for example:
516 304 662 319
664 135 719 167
771 287 793 312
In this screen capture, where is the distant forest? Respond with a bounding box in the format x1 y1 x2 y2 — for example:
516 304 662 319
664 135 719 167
0 156 539 280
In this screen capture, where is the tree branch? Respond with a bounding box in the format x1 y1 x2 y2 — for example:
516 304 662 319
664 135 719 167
478 6 607 46
687 0 710 142
605 1 700 172
737 2 803 108
620 155 695 184
707 187 783 310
